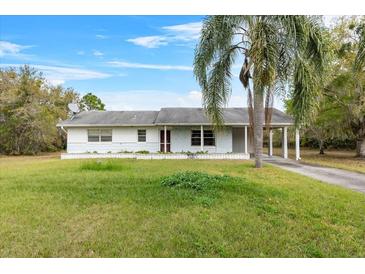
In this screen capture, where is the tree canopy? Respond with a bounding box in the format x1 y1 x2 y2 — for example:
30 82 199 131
80 92 105 111
0 65 105 155
194 16 328 167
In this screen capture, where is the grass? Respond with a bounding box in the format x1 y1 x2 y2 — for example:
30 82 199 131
0 154 365 257
274 147 365 174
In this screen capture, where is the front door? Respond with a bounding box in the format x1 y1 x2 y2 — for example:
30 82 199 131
160 130 171 152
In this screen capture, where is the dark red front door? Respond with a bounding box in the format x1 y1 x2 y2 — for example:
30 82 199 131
160 130 171 152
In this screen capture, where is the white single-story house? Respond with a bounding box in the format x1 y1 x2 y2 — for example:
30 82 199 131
57 107 300 160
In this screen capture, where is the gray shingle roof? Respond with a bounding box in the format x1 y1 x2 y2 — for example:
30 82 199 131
155 108 293 125
57 108 293 127
58 111 159 126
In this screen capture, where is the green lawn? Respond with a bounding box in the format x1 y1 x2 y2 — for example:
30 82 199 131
0 155 365 257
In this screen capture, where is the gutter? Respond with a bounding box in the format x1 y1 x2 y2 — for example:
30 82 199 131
60 126 67 134
57 122 294 127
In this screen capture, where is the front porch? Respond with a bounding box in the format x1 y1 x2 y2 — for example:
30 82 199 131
159 125 301 160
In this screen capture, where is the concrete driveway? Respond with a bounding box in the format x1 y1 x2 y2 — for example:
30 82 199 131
263 156 365 194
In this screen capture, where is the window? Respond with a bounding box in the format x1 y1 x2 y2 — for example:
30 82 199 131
191 130 201 146
88 129 112 142
138 129 146 142
191 130 215 146
100 129 112 142
204 130 215 146
88 129 100 142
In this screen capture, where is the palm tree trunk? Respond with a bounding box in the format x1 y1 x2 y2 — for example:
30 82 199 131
253 87 264 168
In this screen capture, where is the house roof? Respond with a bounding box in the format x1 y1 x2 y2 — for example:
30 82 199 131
155 108 293 125
57 107 293 127
58 111 159 126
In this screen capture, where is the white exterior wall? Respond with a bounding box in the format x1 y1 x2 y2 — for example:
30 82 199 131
170 126 232 153
67 127 159 153
66 126 234 154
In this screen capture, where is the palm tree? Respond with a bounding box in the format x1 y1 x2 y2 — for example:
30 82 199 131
194 16 327 167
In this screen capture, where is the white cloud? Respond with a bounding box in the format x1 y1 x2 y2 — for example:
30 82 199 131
107 61 192 71
162 22 202 41
96 34 108 40
92 50 104 57
126 21 202 48
76 50 85 55
0 41 31 57
177 90 202 106
126 36 168 48
0 63 111 85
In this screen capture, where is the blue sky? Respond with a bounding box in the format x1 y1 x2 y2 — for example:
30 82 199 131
0 16 284 110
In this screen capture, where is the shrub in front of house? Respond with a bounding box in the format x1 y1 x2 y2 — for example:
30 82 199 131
135 150 150 154
119 150 133 153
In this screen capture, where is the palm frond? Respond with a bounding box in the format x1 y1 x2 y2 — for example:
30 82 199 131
204 46 238 127
194 16 247 126
354 23 365 72
291 56 319 125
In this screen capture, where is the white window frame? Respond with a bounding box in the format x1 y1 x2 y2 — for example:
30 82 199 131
137 129 147 142
87 129 112 143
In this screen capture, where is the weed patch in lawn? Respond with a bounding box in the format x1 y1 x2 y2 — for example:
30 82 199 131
80 160 127 171
161 171 235 207
161 171 231 191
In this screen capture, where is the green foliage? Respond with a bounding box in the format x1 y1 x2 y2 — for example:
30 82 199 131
285 16 365 155
194 16 328 167
0 65 79 155
161 171 231 191
135 150 150 154
313 16 365 156
80 92 105 111
194 16 328 127
161 171 234 207
80 160 126 171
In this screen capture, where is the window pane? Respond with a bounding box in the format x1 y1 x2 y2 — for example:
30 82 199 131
88 129 99 142
138 129 146 142
204 130 215 146
204 130 214 138
191 130 201 138
191 130 201 146
204 138 215 146
101 129 112 136
101 129 112 142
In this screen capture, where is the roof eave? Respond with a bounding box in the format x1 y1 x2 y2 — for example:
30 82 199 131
57 122 294 127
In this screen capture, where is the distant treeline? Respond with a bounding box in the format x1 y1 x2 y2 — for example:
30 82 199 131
0 65 104 155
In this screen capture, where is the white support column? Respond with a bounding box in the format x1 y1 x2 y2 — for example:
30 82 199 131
269 129 273 157
164 125 167 153
200 125 204 152
295 128 301 160
244 126 248 154
282 126 288 159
